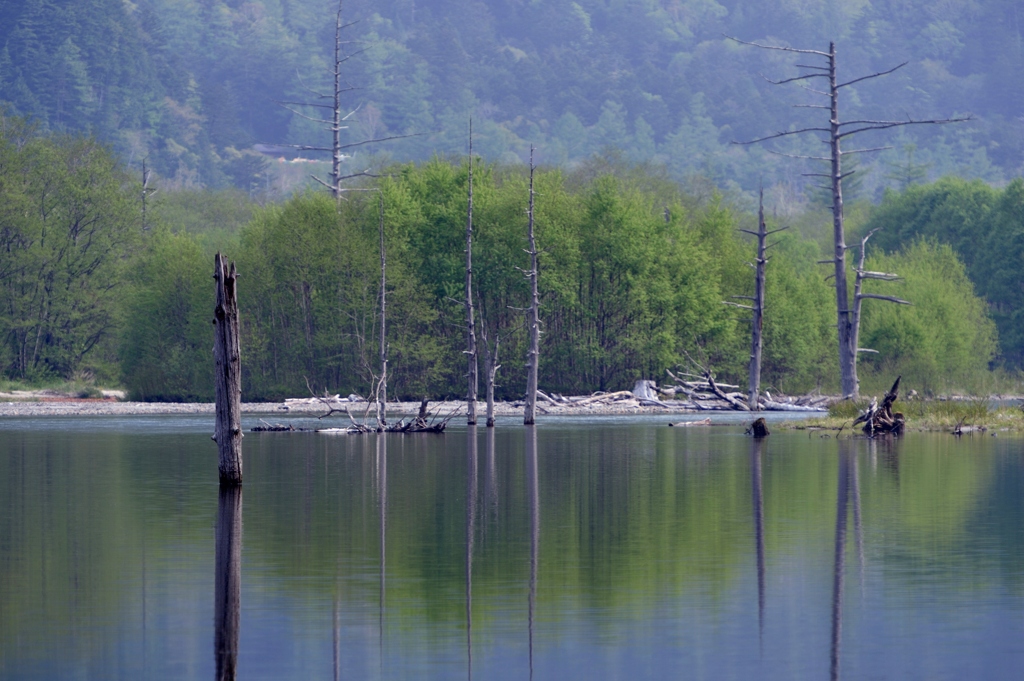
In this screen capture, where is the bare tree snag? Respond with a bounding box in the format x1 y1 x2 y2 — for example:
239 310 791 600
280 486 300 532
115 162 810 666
747 417 770 437
730 38 967 397
749 191 767 410
465 120 478 425
267 0 417 201
523 147 540 426
214 484 242 681
851 229 909 359
213 253 242 485
141 159 156 231
377 193 387 428
730 187 788 409
853 375 905 435
481 324 500 428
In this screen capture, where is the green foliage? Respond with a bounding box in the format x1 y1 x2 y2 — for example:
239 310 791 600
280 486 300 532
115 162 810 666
0 0 1019 194
119 228 212 401
0 116 140 381
858 241 997 394
230 159 753 399
862 177 1024 368
148 188 256 254
759 234 838 393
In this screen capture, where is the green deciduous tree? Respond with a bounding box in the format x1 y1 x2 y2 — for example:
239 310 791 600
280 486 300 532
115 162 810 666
858 241 996 393
119 228 211 400
0 118 140 380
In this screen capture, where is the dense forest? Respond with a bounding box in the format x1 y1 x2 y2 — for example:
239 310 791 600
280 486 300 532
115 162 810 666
0 0 1021 401
0 0 1021 201
0 118 1005 401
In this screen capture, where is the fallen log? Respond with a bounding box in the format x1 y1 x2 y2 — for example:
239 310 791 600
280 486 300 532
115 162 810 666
669 417 712 427
570 390 635 407
759 399 827 412
706 373 750 411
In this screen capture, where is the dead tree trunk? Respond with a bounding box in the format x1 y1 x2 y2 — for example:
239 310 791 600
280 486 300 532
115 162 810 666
730 38 967 398
726 188 786 410
465 120 478 425
213 253 242 485
523 148 540 426
377 193 387 428
851 229 909 361
268 0 416 199
749 195 767 411
481 324 500 428
141 159 156 231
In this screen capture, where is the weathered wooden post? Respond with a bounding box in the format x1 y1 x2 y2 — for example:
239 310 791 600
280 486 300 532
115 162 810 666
213 252 243 484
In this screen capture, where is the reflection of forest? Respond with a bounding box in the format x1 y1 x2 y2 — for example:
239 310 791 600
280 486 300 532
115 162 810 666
1 426 1021 672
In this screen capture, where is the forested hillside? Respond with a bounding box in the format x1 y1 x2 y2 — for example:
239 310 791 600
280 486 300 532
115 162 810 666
0 119 1000 400
0 0 1020 199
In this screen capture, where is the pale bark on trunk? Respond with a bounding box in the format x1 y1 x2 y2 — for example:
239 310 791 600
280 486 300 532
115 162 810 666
523 149 540 426
213 252 242 484
483 332 500 428
378 194 387 428
730 37 963 399
465 121 478 425
748 189 767 409
826 42 859 399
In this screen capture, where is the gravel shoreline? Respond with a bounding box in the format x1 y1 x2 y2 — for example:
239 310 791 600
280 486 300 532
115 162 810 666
0 398 703 418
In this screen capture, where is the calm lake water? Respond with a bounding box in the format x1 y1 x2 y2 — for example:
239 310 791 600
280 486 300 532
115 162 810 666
2 414 1024 680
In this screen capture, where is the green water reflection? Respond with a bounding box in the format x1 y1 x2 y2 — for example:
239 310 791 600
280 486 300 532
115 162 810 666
1 419 1023 680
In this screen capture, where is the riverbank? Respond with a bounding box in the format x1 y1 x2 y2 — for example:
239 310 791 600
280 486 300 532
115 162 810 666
782 400 1024 433
3 389 1021 432
0 396 705 418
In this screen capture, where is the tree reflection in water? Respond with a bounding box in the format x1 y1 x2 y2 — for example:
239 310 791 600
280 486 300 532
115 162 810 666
526 425 539 681
466 426 478 680
750 437 766 652
831 440 869 681
214 484 242 681
378 433 388 676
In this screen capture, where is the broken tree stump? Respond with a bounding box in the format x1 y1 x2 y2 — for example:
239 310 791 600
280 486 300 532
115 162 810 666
747 417 770 438
213 253 243 484
853 376 905 436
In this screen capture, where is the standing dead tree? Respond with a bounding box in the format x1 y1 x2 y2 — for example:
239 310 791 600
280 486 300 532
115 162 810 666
730 38 968 398
522 148 541 426
850 228 908 361
213 253 242 485
465 120 479 425
141 159 156 231
377 193 388 428
268 0 415 200
480 323 500 427
724 187 788 410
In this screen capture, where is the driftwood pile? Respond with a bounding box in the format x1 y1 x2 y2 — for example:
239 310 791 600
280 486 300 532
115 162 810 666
852 376 905 436
662 370 828 412
316 398 454 434
529 375 827 413
532 380 676 411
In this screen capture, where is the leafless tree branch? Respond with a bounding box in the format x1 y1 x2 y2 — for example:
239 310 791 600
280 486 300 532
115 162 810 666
761 72 828 85
839 116 972 139
767 149 830 160
837 62 907 89
724 35 829 56
732 127 831 145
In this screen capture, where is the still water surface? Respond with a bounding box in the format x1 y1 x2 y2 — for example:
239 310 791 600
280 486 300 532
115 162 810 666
2 415 1024 680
